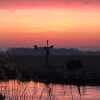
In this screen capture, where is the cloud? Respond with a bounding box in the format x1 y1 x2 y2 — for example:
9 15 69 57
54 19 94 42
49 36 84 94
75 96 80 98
0 0 100 9
0 0 100 3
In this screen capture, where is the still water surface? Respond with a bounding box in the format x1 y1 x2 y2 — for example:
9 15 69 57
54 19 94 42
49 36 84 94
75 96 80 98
0 80 100 100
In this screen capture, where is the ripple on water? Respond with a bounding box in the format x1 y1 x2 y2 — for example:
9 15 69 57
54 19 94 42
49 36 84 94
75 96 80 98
0 80 99 100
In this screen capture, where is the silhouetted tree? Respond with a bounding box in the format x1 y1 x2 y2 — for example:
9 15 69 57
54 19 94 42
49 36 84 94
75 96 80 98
65 59 84 99
0 93 5 100
34 45 38 50
0 51 18 80
67 59 83 71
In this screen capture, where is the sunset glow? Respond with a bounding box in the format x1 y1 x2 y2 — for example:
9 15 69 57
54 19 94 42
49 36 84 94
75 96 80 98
0 0 100 48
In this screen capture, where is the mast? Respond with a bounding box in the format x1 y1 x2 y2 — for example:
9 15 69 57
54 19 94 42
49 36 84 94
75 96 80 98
34 40 54 67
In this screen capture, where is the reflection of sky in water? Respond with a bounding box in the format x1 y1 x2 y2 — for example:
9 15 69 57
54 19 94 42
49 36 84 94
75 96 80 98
0 80 100 100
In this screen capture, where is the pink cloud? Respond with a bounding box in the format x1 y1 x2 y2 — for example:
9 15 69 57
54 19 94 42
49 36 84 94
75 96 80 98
0 0 100 9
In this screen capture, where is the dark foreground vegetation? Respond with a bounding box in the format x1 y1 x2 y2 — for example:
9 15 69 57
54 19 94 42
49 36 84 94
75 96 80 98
0 51 100 86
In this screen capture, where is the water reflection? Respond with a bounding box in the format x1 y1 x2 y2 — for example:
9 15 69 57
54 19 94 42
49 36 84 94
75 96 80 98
0 80 99 100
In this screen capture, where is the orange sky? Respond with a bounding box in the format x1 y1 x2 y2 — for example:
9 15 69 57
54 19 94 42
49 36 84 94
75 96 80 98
0 0 100 48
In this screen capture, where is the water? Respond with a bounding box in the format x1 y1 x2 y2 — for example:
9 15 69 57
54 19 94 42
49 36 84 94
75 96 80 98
0 80 100 100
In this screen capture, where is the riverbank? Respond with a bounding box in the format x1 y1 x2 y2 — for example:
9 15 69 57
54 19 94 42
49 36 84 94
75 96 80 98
0 54 100 86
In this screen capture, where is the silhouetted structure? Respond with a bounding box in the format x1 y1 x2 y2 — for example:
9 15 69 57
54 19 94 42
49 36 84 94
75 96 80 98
65 59 84 97
44 40 54 67
34 40 53 67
